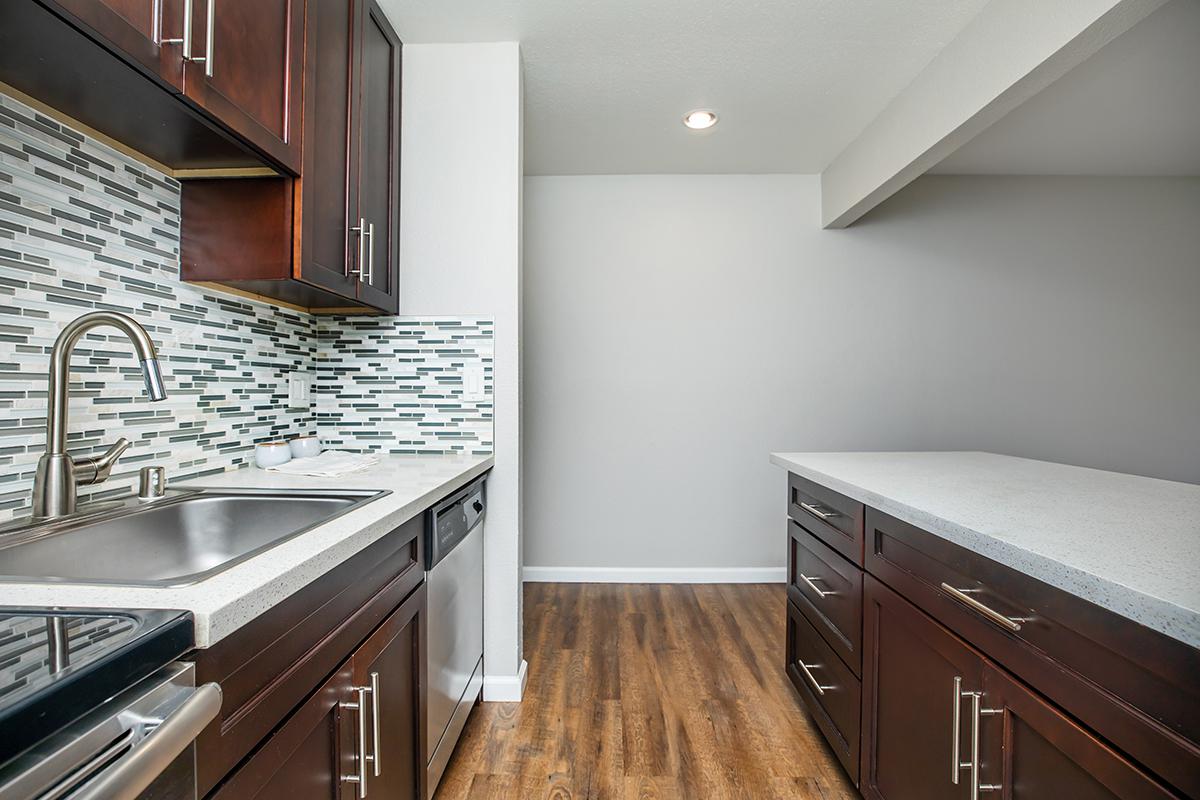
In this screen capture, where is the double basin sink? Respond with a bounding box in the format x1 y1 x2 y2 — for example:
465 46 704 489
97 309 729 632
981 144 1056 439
0 488 386 586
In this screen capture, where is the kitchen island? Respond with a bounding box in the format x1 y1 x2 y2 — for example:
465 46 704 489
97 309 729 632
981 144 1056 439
772 451 1199 799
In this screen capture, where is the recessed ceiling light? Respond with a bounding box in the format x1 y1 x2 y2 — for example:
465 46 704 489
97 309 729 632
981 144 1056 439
682 109 718 130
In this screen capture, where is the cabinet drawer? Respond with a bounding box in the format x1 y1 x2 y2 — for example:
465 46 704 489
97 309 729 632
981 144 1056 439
865 508 1200 799
788 473 864 564
786 600 861 785
788 520 863 676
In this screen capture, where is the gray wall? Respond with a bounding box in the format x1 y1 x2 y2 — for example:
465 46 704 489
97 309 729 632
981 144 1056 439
522 174 1200 572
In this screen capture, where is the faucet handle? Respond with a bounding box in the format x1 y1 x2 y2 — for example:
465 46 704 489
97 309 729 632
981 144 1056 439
74 438 131 486
138 466 167 500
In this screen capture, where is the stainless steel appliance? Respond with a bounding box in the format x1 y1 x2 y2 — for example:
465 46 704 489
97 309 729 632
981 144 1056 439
0 610 217 800
424 476 486 799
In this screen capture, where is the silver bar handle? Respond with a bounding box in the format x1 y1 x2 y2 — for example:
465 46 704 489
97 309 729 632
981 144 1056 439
941 583 1023 632
799 573 836 598
366 222 375 285
350 218 367 278
954 687 1003 798
71 683 222 800
158 0 184 45
951 676 962 784
797 661 834 696
799 501 837 521
341 685 374 797
180 0 194 58
183 0 214 77
370 672 381 776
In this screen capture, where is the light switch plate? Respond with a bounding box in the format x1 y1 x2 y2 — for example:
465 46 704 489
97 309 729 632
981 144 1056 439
463 365 485 400
287 372 312 409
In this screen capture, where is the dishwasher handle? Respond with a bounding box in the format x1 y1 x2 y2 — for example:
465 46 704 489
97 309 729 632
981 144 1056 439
70 682 222 800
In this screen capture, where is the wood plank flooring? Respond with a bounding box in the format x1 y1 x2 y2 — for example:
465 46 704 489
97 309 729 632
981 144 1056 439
435 583 859 799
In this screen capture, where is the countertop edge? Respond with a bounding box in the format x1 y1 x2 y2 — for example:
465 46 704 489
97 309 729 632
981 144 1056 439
769 452 1199 648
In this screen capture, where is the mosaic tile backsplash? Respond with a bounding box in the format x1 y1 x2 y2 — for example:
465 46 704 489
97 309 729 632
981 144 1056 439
315 317 494 456
0 90 492 520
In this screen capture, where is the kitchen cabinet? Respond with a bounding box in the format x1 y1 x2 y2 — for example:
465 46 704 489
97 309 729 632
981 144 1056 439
860 575 985 800
208 662 356 800
861 576 1176 800
352 0 402 311
211 586 426 800
180 0 402 313
0 0 296 171
181 0 305 174
192 514 424 795
779 471 1198 799
977 663 1177 800
49 0 187 89
348 587 426 800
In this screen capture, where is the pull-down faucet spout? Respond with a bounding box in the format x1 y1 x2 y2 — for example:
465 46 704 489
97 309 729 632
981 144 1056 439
32 311 168 520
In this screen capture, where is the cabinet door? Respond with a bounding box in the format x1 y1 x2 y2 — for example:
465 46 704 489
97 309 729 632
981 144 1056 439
183 0 303 172
862 575 985 800
47 0 186 88
296 0 359 300
351 0 401 313
348 584 426 800
209 661 356 800
976 664 1178 800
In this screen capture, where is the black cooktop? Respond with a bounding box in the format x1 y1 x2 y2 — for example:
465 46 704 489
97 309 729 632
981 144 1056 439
0 608 193 765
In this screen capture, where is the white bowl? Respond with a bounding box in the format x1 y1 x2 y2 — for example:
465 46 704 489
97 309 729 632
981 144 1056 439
290 435 322 459
254 441 293 468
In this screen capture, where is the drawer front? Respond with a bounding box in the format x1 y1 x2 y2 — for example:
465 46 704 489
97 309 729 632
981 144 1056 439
864 507 1200 799
788 520 863 676
786 599 861 785
788 472 864 564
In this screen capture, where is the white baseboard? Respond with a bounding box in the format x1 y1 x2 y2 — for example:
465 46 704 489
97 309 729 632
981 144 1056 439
522 566 786 584
482 659 528 702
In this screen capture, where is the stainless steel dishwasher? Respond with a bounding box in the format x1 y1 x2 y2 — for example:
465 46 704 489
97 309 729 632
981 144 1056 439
424 475 486 799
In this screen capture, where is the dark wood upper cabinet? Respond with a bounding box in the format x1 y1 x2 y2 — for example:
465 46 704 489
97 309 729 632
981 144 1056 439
180 0 402 313
51 0 186 89
296 0 360 301
352 0 402 312
181 0 304 174
0 0 261 170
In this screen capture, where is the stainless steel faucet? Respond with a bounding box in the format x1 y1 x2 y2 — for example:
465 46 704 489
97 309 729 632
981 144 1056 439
31 311 168 520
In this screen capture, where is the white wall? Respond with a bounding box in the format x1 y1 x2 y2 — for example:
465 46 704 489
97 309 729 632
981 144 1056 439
522 174 1200 578
401 43 526 698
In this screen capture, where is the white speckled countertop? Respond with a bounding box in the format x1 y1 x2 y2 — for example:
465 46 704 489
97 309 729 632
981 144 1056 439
770 452 1200 648
0 454 493 647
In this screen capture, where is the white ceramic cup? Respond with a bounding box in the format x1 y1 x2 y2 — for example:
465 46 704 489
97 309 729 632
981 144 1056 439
290 435 322 459
254 441 293 468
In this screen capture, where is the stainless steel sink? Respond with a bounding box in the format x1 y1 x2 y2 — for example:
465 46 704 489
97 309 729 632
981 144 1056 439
0 488 388 586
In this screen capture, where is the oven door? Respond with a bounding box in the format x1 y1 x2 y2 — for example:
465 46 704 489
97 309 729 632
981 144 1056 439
0 663 220 800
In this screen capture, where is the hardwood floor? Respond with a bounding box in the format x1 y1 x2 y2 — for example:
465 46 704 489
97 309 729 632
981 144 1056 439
435 583 859 799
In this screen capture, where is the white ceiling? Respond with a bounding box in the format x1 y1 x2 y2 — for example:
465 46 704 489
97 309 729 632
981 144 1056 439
933 0 1200 176
379 0 990 175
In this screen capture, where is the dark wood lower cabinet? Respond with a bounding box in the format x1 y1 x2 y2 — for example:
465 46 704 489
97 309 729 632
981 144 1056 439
978 664 1177 800
861 575 983 800
208 662 355 800
860 575 1179 800
783 472 1197 799
350 584 426 800
207 585 426 799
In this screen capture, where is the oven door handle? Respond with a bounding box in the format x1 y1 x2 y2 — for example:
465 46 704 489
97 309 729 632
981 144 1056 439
70 682 222 800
